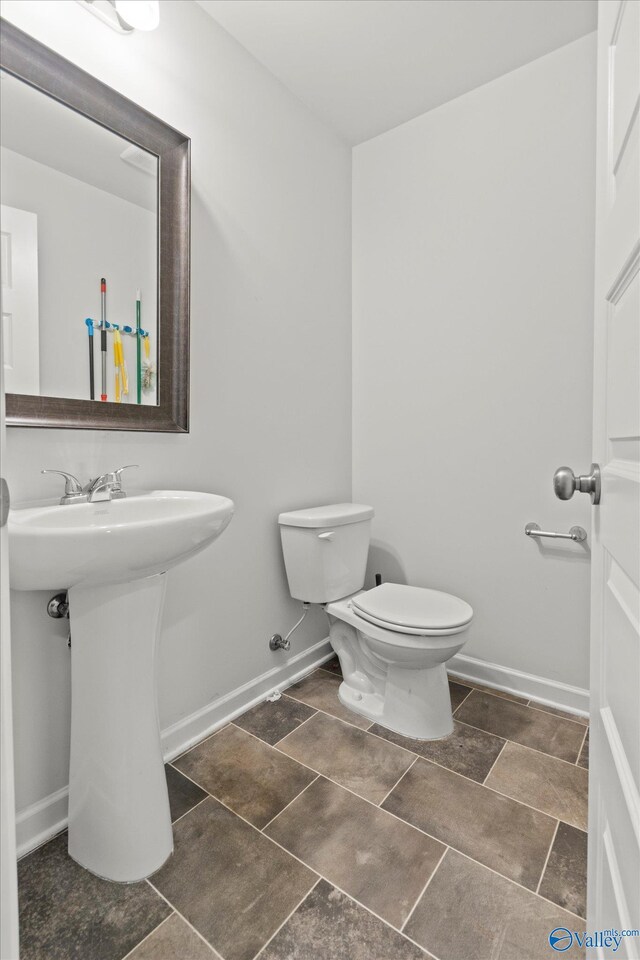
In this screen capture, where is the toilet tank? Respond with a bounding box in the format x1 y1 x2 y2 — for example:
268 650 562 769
278 503 374 603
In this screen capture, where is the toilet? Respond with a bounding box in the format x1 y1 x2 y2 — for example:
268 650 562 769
278 503 473 740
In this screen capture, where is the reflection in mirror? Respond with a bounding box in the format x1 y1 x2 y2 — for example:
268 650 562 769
0 70 158 405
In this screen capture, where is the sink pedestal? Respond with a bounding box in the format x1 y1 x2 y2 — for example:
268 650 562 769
67 574 173 882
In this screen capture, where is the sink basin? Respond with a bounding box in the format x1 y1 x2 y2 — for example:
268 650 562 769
9 490 234 590
8 489 234 883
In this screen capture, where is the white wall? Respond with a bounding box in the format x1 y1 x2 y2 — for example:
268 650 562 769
353 36 596 692
1 147 157 402
2 0 351 817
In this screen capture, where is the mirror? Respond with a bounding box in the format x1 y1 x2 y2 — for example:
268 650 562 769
0 20 190 432
1 72 158 405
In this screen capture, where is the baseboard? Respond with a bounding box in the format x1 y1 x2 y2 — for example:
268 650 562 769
161 637 333 761
447 652 589 718
16 786 68 859
15 638 333 859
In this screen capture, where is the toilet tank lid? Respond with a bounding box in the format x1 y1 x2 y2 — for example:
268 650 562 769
278 503 374 528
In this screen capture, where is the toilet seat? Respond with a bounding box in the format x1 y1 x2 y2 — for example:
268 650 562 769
351 583 473 636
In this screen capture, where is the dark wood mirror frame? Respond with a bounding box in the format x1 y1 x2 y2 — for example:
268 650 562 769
0 19 190 432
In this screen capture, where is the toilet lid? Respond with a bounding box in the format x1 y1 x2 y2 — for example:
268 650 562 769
351 583 473 633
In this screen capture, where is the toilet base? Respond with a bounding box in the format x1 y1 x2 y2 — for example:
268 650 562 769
326 596 469 742
337 662 454 741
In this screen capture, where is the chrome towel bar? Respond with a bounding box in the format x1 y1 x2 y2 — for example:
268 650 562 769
525 522 587 542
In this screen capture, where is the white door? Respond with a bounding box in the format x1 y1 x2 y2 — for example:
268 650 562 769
0 204 39 396
588 0 640 950
0 221 19 956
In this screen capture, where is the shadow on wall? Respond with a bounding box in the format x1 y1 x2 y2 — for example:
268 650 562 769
527 539 591 565
365 540 408 589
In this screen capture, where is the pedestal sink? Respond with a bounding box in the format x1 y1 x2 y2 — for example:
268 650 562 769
9 491 234 882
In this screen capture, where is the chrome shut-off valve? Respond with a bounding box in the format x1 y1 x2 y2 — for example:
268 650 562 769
553 464 601 505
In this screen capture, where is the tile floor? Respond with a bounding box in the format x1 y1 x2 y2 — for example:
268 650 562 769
18 659 589 960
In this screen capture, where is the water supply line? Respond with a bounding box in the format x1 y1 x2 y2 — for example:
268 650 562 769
269 602 310 651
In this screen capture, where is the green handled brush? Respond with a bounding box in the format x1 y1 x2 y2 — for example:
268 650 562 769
136 289 142 404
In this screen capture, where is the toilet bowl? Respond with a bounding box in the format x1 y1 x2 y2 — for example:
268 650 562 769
278 503 473 740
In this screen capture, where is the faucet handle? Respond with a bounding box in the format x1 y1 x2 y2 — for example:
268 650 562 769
113 465 139 480
41 470 83 494
41 470 87 505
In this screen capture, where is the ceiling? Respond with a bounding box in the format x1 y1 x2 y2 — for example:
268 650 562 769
196 0 597 145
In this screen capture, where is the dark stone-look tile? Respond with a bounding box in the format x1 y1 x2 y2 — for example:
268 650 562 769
527 703 589 726
405 848 584 959
265 777 444 928
539 822 588 920
18 833 170 960
577 730 589 769
448 675 529 704
173 724 315 828
382 758 556 890
485 741 588 830
151 797 316 960
166 763 207 823
286 670 371 729
260 879 430 960
456 690 585 762
233 695 316 745
278 711 414 804
319 654 343 677
370 719 505 783
448 679 472 711
127 913 220 959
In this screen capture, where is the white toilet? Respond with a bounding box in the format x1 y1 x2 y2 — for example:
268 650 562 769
278 503 473 740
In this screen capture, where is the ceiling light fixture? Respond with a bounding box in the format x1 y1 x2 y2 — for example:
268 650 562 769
76 0 160 34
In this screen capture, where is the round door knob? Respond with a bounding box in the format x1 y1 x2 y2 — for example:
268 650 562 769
553 463 601 504
553 466 577 500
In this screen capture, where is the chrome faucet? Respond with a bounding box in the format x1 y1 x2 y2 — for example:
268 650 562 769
41 470 88 506
42 466 139 504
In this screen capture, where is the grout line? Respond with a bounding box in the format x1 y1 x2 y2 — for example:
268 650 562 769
451 845 586 924
212 794 322 875
282 692 379 737
260 775 320 833
170 741 585 923
449 678 533 708
452 716 585 768
377 756 418 808
452 679 589 726
167 695 587 929
524 702 589 728
575 724 589 766
145 880 223 958
174 697 585 836
164 758 437 956
120 913 175 960
352 719 580 823
227 722 414 814
245 843 437 960
169 722 229 764
481 738 508 785
400 845 449 933
250 878 322 960
451 688 473 715
239 706 577 836
166 765 217 801
536 819 561 896
318 663 341 676
248 708 319 747
170 795 208 827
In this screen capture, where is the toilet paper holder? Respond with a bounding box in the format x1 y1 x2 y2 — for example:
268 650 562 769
525 522 587 542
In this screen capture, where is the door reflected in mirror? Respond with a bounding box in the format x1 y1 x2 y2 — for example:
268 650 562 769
0 69 158 406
